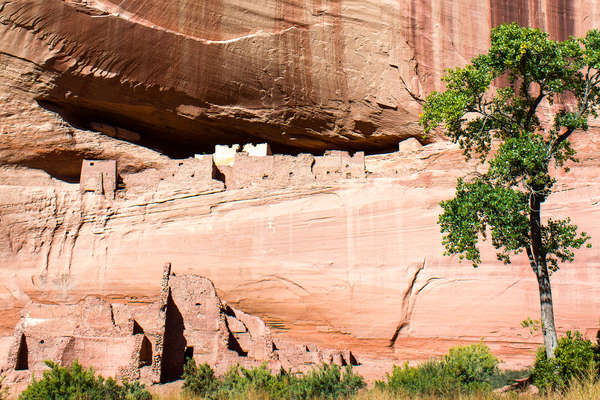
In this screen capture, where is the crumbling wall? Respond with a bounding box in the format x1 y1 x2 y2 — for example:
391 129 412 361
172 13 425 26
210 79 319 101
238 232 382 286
213 144 240 167
242 143 271 156
121 156 223 196
313 151 365 181
84 144 367 196
3 265 358 385
228 151 365 190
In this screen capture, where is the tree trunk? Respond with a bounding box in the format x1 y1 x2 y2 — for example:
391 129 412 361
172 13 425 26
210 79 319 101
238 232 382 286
530 195 559 358
537 264 559 358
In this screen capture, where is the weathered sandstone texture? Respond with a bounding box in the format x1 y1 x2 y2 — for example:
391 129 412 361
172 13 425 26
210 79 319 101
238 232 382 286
3 0 600 166
1 0 600 380
0 137 599 376
3 263 356 388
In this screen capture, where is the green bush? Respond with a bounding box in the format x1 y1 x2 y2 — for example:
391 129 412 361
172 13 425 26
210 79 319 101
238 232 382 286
182 360 365 400
375 343 499 396
18 360 152 400
287 362 365 400
182 360 218 398
374 360 457 397
0 374 8 400
485 368 531 389
443 342 499 390
533 331 600 392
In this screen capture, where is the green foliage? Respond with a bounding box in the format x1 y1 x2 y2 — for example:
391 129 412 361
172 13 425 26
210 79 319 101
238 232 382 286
442 343 500 388
485 368 531 390
533 331 600 392
0 374 8 400
420 23 595 271
182 360 365 400
182 360 217 398
375 360 456 397
18 360 152 400
521 317 542 335
375 343 499 396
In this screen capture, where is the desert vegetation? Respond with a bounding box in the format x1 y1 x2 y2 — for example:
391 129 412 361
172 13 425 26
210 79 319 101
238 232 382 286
15 337 596 400
149 335 598 400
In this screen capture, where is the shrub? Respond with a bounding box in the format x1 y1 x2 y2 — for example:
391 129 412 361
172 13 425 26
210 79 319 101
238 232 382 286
182 360 365 400
288 363 365 400
18 360 152 400
182 360 218 398
375 343 499 396
0 374 8 400
443 342 499 390
485 368 531 389
533 331 600 392
374 359 457 397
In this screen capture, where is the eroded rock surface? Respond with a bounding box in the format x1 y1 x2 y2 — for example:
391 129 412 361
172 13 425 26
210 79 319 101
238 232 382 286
1 0 600 380
2 0 600 161
1 137 599 375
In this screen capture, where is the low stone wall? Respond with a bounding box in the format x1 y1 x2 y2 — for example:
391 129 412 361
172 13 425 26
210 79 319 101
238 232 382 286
84 146 367 196
121 156 223 196
227 150 365 190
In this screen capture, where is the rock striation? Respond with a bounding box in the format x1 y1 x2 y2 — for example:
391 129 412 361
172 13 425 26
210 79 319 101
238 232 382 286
1 0 600 380
2 0 600 162
0 136 599 375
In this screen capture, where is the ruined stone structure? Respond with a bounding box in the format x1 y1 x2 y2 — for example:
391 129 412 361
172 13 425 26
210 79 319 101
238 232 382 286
85 145 366 195
227 150 365 190
80 160 117 197
242 143 272 156
2 264 357 387
3 0 600 381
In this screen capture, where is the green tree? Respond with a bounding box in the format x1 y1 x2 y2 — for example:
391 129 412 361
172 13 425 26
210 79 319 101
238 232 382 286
420 23 596 358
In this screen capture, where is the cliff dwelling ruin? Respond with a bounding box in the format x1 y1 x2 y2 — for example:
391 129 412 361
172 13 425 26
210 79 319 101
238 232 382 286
80 143 367 196
2 264 357 386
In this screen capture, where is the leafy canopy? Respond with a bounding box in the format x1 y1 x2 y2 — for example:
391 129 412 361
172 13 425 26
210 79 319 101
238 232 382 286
420 23 594 269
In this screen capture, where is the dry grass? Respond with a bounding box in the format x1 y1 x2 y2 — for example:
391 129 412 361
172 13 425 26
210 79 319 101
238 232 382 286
151 377 600 400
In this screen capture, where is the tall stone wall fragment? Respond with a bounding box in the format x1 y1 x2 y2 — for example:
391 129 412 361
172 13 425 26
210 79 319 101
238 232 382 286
151 262 171 383
80 160 117 198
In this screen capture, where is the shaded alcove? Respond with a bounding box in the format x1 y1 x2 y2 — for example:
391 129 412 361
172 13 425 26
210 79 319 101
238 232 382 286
227 332 248 357
132 320 144 335
160 292 187 383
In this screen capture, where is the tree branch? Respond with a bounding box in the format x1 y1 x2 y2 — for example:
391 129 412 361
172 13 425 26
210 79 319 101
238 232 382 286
525 88 545 130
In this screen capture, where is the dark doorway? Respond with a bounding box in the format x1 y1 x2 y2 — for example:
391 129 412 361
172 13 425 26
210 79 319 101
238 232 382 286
15 334 28 370
184 346 194 362
139 336 152 367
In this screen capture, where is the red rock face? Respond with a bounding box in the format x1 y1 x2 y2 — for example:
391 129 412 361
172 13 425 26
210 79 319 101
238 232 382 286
1 0 600 378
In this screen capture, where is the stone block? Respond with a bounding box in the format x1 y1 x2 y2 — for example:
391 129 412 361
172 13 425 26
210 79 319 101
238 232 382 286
242 143 271 156
213 144 240 167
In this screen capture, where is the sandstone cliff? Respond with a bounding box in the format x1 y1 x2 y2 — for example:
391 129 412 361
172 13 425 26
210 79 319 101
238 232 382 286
1 0 600 375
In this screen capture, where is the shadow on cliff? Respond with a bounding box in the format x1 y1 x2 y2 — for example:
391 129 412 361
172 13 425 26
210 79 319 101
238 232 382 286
161 292 187 383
